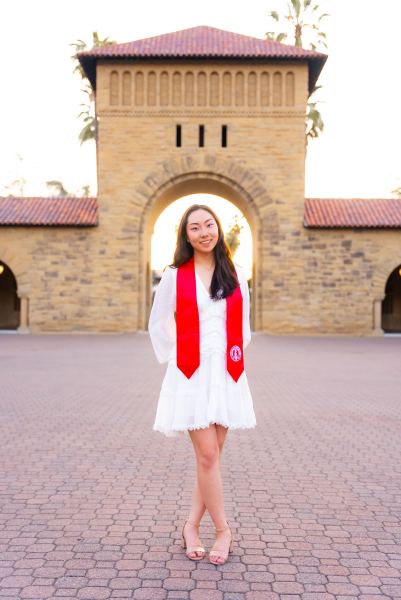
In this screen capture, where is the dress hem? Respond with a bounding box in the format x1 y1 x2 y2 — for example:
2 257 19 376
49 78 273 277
153 420 256 434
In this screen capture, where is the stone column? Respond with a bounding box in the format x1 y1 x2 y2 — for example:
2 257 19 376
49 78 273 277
372 298 384 336
17 295 30 333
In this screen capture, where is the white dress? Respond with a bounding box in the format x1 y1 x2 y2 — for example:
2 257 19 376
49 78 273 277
148 262 257 438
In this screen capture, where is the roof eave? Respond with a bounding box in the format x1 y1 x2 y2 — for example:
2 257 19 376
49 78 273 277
307 54 328 94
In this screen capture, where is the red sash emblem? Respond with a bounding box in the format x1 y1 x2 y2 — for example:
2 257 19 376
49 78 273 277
176 257 244 382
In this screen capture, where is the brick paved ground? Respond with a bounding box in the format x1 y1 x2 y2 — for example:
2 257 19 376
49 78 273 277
0 332 401 600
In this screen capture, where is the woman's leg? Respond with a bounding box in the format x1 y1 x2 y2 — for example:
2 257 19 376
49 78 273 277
188 424 229 523
189 425 230 529
188 424 231 562
215 423 229 455
184 425 230 560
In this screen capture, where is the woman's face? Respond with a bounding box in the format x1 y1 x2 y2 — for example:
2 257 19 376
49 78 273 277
186 209 219 255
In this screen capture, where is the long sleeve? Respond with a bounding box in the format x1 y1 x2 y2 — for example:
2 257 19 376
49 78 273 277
148 266 177 363
235 264 252 349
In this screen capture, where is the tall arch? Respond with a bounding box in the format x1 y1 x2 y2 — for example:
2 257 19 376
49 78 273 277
141 176 259 331
134 156 275 332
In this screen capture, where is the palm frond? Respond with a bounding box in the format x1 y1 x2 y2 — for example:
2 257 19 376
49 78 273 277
306 101 324 142
266 31 288 42
291 0 302 18
79 119 97 145
72 31 116 145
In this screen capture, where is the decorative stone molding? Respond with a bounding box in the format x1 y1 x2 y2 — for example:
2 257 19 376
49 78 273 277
104 67 297 110
99 109 304 118
136 153 273 218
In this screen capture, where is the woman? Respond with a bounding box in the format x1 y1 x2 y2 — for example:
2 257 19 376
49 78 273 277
148 204 256 565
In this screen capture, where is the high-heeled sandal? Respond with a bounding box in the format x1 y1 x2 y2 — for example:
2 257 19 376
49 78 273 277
208 520 233 565
181 519 206 560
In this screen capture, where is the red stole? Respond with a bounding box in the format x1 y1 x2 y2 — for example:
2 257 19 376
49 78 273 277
176 257 244 382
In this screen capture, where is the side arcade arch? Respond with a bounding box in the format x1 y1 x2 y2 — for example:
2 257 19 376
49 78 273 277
381 264 401 333
137 171 265 332
0 246 31 333
0 260 20 330
372 256 401 335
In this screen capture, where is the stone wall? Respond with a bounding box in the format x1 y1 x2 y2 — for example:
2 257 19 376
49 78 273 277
263 227 400 334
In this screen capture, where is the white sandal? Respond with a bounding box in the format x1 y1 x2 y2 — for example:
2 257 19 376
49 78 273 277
181 519 206 560
208 520 233 565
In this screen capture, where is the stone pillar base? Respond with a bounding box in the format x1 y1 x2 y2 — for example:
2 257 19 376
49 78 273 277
372 298 384 336
17 325 30 334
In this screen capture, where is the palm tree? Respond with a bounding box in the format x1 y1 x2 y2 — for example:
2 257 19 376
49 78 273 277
71 32 116 145
305 94 324 140
392 186 401 199
225 215 244 257
45 180 91 197
3 153 26 196
45 180 69 196
266 0 329 143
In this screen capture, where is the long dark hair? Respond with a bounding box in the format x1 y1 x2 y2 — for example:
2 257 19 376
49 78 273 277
170 204 239 300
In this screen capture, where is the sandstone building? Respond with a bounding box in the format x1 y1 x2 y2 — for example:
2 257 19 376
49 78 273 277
0 26 400 335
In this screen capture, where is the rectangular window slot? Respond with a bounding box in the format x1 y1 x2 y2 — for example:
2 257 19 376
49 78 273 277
198 125 205 147
176 125 182 147
221 125 228 147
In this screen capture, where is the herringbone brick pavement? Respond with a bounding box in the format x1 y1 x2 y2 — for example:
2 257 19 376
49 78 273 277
0 333 400 600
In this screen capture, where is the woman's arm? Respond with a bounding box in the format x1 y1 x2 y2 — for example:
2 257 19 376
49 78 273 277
148 266 176 363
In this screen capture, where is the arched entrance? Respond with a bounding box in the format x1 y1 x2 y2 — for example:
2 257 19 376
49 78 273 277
0 261 21 330
382 265 401 333
138 167 266 331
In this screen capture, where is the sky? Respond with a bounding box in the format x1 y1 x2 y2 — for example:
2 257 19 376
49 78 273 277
1 0 400 271
1 0 401 199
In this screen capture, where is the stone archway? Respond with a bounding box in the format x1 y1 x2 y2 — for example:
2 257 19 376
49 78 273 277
135 154 274 331
0 247 31 333
381 265 401 333
0 261 20 330
372 257 401 335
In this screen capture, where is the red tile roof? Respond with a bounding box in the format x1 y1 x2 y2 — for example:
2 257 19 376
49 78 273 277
0 196 98 226
77 25 327 93
2 196 399 229
304 198 401 228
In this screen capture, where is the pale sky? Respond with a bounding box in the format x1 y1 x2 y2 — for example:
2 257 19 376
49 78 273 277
1 0 400 200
